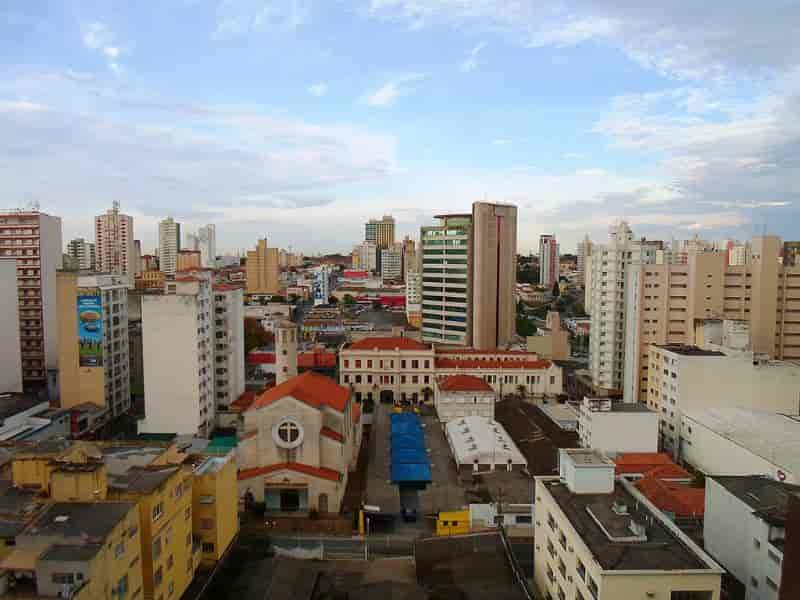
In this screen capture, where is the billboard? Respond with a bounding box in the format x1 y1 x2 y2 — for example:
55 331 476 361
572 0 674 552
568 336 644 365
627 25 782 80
77 294 103 367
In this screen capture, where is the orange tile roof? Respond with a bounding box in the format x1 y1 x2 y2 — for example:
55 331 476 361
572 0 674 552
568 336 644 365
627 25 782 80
435 358 552 370
249 371 349 413
614 453 690 479
435 348 538 356
237 462 341 482
231 391 258 411
174 276 198 283
320 427 344 442
240 430 258 440
348 337 430 351
635 478 705 518
438 374 494 393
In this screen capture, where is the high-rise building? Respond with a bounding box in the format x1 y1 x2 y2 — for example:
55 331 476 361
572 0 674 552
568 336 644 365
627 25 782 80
421 213 473 345
402 236 417 275
576 234 592 288
405 270 422 328
783 240 800 266
132 239 142 275
212 284 245 407
95 202 134 275
246 238 280 294
158 216 181 275
177 249 202 271
57 271 130 417
185 225 217 268
471 202 517 349
538 234 559 288
0 259 22 393
380 244 403 283
623 235 800 404
313 265 331 306
0 208 62 386
353 242 378 273
365 215 395 249
67 237 96 271
139 272 215 436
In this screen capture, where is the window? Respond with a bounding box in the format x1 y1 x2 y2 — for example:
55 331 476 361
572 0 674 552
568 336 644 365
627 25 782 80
115 541 125 558
168 582 175 597
185 507 191 520
750 577 758 588
116 574 129 597
152 502 164 522
343 359 349 368
198 495 214 504
167 554 174 569
355 360 361 368
154 566 163 587
587 576 598 599
277 421 300 444
202 542 216 553
367 360 373 368
576 558 586 580
153 537 162 560
753 538 761 550
412 360 419 369
515 515 532 524
767 548 781 564
52 573 76 585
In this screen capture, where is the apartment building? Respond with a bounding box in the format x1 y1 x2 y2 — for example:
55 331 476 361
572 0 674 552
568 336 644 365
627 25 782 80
213 284 245 408
577 234 592 288
191 454 239 566
577 396 658 456
539 234 559 288
140 274 215 436
406 270 423 328
57 272 131 418
646 344 800 460
185 224 216 268
365 215 395 249
380 244 403 282
705 476 797 600
624 236 800 403
352 241 378 272
158 216 181 275
246 238 280 295
95 203 134 275
534 448 723 600
0 259 23 393
133 239 142 275
66 237 96 271
177 249 202 271
0 209 62 386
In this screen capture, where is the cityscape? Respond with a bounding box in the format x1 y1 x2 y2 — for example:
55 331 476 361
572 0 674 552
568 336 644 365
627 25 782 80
1 2 799 600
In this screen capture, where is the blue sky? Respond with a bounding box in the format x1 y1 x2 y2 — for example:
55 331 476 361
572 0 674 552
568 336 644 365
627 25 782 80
1 1 798 254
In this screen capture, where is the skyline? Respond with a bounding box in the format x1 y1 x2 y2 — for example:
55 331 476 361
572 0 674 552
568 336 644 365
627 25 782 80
1 1 799 254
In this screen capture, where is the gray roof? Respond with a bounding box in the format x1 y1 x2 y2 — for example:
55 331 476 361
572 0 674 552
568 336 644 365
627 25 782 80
0 393 46 421
0 519 28 538
0 480 44 515
40 544 103 562
27 502 133 541
711 475 800 527
108 465 178 494
655 344 725 357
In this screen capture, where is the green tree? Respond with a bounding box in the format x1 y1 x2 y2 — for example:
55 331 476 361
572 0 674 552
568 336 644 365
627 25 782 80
244 318 274 354
343 294 356 305
372 300 383 310
516 315 535 337
328 295 339 304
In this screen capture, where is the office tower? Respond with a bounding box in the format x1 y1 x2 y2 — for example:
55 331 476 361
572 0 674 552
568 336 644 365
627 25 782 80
420 213 473 345
158 216 181 275
365 215 395 249
57 272 131 417
95 202 134 275
380 244 403 282
67 238 96 271
471 202 517 349
623 235 800 403
576 234 592 288
0 208 62 386
140 272 215 436
313 265 331 306
539 234 559 288
0 259 22 392
246 239 280 294
212 284 245 407
353 242 378 273
177 249 202 271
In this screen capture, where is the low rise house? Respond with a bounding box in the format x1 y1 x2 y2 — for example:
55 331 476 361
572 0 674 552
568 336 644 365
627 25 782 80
434 374 496 423
577 396 659 456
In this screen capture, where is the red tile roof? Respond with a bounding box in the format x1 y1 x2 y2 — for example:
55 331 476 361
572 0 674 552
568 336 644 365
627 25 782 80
614 453 690 479
298 351 337 369
240 430 258 440
435 358 552 370
249 371 349 413
248 352 276 365
213 284 243 292
237 462 341 482
174 276 198 283
348 337 430 351
320 427 344 442
635 478 705 518
435 348 539 356
438 374 494 393
231 391 258 410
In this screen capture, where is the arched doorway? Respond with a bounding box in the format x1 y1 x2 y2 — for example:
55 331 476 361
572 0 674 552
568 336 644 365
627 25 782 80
380 389 394 404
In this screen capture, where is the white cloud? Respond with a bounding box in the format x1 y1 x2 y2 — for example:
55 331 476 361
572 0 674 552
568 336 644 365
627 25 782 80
490 138 512 146
459 41 486 73
364 73 425 107
307 82 328 97
103 46 120 59
81 23 127 75
214 0 310 38
562 152 584 159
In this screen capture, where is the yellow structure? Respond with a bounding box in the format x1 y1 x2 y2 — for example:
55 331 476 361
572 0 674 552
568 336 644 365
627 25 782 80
246 238 280 294
436 510 470 536
526 311 569 360
136 269 166 290
190 454 239 565
177 249 202 271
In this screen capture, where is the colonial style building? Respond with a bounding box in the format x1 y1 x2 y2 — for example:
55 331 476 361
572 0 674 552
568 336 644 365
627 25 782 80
434 374 496 423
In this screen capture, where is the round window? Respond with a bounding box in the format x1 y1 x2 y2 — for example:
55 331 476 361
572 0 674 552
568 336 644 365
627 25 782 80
272 417 304 449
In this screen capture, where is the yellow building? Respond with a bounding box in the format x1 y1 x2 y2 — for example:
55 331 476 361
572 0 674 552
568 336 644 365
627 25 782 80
246 238 280 294
435 510 470 536
189 454 239 565
136 269 166 290
177 249 202 271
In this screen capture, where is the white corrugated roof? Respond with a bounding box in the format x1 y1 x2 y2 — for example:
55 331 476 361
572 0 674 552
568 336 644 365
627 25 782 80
445 416 527 467
684 408 800 476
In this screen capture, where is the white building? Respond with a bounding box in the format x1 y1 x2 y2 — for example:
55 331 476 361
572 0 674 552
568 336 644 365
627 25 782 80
353 242 378 273
539 234 559 288
380 244 403 283
705 476 794 599
186 225 216 268
213 284 245 409
576 234 592 288
94 203 134 275
66 238 96 271
577 396 659 456
434 374 496 423
445 416 527 474
158 216 181 275
140 273 215 436
0 259 22 393
681 409 800 484
647 344 800 460
313 265 331 306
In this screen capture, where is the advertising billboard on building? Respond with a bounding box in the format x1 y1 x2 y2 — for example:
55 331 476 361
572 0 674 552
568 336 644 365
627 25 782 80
77 294 103 367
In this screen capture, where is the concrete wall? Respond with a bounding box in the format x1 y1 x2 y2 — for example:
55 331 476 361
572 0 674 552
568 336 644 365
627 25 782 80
578 410 659 456
434 389 495 423
0 259 22 393
39 214 62 371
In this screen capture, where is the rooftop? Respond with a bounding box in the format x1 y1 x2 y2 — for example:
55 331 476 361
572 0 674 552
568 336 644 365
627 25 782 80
545 479 717 571
436 358 552 370
40 543 103 562
614 453 690 480
684 408 800 477
655 344 725 357
347 336 429 351
26 502 134 541
0 393 46 421
437 374 494 393
445 416 527 467
562 448 615 467
249 371 349 413
711 475 800 527
108 465 179 493
635 478 705 518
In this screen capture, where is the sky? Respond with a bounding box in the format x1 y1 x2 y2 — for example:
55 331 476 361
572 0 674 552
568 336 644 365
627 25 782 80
1 1 799 255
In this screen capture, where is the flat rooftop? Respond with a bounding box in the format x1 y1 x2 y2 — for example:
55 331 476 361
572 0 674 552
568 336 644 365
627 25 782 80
0 393 47 421
40 543 103 562
711 475 800 528
27 502 134 541
563 449 615 467
108 465 179 494
545 480 712 571
655 344 725 357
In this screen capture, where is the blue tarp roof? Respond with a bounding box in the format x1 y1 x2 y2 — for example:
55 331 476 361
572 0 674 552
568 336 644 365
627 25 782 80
390 413 431 485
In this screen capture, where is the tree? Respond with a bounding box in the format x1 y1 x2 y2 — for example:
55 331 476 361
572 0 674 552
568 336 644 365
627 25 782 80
244 318 274 354
328 295 339 304
552 281 560 298
372 300 383 310
288 293 299 304
516 315 535 337
343 294 356 305
270 295 286 303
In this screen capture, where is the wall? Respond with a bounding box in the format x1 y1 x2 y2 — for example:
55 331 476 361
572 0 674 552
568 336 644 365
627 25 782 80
434 389 495 423
578 410 658 455
193 457 239 565
39 214 63 371
50 466 108 501
0 260 22 393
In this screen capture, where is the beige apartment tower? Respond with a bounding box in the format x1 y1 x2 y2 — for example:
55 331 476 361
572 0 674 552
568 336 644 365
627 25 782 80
95 203 134 275
246 238 280 294
471 202 517 349
623 235 800 403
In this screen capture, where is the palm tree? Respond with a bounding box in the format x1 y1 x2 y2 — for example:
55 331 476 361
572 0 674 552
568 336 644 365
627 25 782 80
516 384 527 400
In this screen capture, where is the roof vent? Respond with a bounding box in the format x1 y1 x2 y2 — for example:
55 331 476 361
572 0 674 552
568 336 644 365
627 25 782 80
611 500 629 515
54 515 70 523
